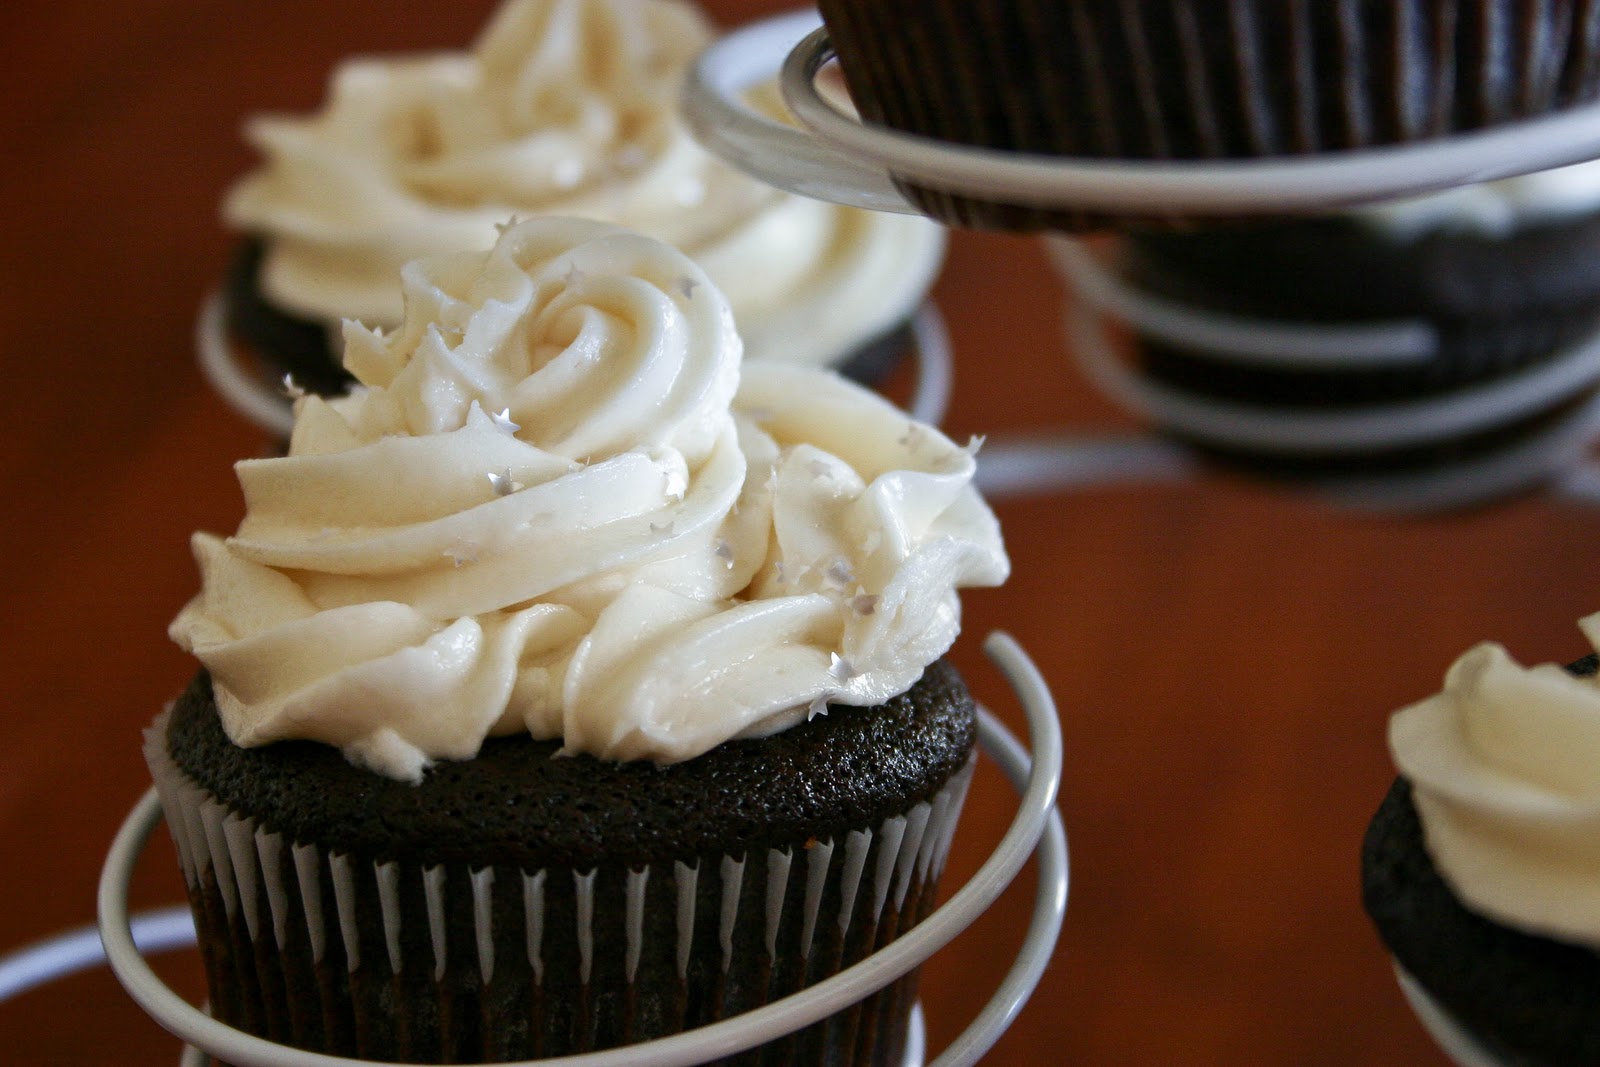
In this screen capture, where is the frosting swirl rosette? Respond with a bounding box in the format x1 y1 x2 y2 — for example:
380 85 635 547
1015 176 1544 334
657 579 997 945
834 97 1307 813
1390 612 1600 948
225 0 944 368
172 217 1006 780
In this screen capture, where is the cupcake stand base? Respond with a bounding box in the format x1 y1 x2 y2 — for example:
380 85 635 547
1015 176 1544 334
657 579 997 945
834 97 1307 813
683 8 1600 516
85 632 1064 1067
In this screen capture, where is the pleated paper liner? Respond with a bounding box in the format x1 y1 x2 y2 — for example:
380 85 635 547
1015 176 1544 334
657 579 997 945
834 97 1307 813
145 711 975 1066
817 0 1600 231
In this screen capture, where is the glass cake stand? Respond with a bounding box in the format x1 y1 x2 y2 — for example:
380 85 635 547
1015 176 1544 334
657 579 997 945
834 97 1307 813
682 8 1600 514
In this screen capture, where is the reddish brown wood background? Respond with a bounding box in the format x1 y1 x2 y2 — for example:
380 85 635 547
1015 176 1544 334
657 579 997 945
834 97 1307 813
3 2 1592 1063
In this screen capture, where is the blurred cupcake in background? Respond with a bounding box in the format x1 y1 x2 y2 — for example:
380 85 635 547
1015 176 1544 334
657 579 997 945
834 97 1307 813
1050 161 1600 509
220 0 945 400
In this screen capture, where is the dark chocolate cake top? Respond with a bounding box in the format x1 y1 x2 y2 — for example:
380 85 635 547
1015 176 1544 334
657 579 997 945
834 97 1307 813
166 660 976 871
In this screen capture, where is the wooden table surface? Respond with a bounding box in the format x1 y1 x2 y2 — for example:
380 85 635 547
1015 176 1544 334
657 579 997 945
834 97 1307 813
4 2 1595 1063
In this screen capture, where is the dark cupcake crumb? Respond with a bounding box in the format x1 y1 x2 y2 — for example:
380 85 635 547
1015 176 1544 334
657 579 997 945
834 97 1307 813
167 660 977 870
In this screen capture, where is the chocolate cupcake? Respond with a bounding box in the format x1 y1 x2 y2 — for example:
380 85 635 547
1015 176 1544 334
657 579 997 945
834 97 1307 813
1363 621 1600 1066
159 216 1009 1062
1050 165 1600 507
221 0 944 403
148 664 977 1063
815 0 1600 230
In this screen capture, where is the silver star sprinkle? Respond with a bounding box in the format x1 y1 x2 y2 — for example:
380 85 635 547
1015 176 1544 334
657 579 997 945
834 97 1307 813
443 539 479 567
807 695 830 721
677 276 699 300
966 434 987 454
649 519 675 535
851 594 879 616
828 653 858 682
714 539 735 568
826 559 855 586
664 468 688 502
493 215 523 236
774 560 806 584
898 423 926 449
489 408 521 434
487 468 523 497
281 374 306 400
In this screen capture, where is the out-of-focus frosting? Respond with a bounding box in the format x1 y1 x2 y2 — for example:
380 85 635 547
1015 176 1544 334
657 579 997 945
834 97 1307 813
1354 157 1600 240
225 0 944 369
171 217 1006 780
1390 612 1600 948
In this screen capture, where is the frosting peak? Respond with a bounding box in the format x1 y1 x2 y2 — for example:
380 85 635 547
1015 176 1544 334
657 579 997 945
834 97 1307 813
172 217 1006 779
1390 613 1600 948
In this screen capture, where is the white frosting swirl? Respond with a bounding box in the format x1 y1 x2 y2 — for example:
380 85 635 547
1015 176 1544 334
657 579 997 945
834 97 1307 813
171 217 1006 780
1354 157 1600 240
224 0 944 368
1390 612 1600 948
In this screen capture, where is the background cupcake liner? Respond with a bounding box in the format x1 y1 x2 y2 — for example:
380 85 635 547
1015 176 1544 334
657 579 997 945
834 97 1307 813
145 712 975 1066
1054 246 1600 497
1056 235 1600 409
1113 217 1600 404
819 0 1600 230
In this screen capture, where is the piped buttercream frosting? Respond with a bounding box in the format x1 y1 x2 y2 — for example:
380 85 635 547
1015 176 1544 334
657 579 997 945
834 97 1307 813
171 217 1006 781
1390 612 1600 948
224 0 944 368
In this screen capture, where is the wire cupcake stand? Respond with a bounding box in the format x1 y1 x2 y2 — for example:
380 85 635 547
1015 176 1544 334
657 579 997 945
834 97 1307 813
682 9 1600 1064
17 7 1600 1066
683 9 1600 514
